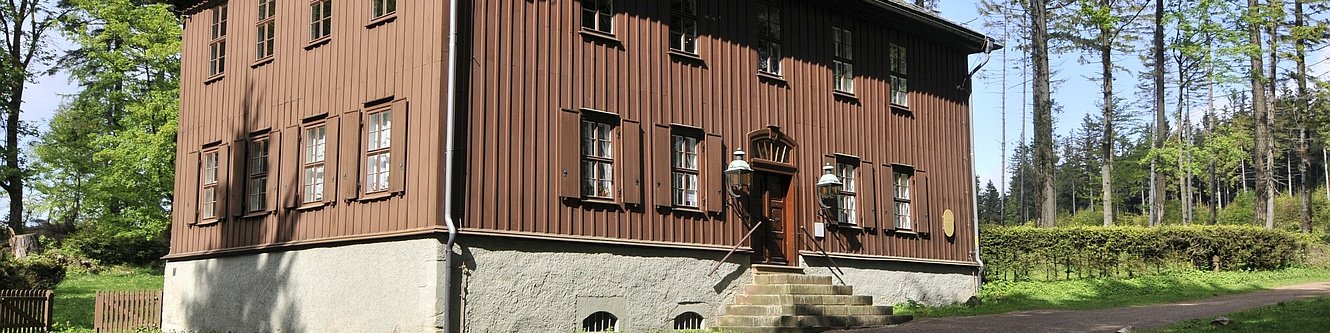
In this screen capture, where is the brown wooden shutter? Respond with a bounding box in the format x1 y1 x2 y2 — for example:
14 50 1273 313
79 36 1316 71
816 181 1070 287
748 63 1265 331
652 124 672 208
266 130 281 213
389 99 409 194
186 151 201 224
216 143 231 221
860 161 876 229
282 127 302 210
703 133 723 214
915 170 931 235
341 112 363 201
557 109 581 199
620 119 643 205
881 164 896 232
324 117 341 204
230 140 248 218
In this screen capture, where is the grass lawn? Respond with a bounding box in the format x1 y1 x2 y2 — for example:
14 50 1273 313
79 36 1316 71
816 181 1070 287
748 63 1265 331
897 267 1330 318
1150 296 1330 332
52 266 164 332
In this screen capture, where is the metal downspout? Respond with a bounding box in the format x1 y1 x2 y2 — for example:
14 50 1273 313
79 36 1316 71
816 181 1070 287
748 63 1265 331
967 38 994 294
441 0 461 330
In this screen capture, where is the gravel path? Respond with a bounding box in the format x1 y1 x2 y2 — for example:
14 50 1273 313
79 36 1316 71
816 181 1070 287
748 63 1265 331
832 281 1330 333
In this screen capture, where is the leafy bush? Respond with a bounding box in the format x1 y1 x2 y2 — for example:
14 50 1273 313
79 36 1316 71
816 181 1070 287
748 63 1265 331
59 221 167 266
982 225 1307 281
0 255 68 289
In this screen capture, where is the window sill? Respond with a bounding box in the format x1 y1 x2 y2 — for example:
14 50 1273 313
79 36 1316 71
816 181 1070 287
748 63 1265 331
669 206 705 215
833 90 858 101
891 103 912 114
668 49 704 62
366 14 397 28
829 224 862 231
305 37 331 50
203 73 225 84
757 72 786 85
194 219 220 226
251 57 274 68
358 191 395 202
296 201 331 211
241 211 273 219
578 29 621 44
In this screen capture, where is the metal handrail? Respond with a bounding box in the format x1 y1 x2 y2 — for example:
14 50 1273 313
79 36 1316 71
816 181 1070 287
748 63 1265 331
709 195 760 277
800 224 847 285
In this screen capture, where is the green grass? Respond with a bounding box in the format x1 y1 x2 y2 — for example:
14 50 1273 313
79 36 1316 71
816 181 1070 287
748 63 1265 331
897 267 1330 318
1150 296 1330 332
52 266 164 332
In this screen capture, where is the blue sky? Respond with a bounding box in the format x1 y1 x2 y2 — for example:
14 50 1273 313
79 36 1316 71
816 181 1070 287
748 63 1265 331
18 3 1328 192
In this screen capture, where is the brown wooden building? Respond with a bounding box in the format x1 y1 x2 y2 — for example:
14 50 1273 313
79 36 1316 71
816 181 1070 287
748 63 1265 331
163 0 994 332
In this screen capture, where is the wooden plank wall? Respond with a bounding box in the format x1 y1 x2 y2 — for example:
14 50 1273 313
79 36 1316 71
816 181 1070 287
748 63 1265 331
169 0 449 256
463 0 978 263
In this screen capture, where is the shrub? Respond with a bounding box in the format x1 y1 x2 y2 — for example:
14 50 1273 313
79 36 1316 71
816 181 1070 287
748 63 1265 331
982 225 1307 282
60 222 167 266
0 255 68 289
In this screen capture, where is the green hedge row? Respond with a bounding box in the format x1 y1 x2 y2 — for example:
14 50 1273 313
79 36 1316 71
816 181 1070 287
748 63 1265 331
981 225 1307 281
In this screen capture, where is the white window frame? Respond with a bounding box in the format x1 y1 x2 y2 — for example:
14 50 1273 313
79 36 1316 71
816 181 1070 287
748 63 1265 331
310 0 333 41
302 124 328 203
756 2 781 75
208 4 228 77
365 109 393 194
581 120 615 199
581 0 614 35
836 161 858 225
832 26 854 94
893 169 913 230
890 44 909 107
200 150 220 220
670 0 698 54
255 0 275 61
672 134 700 208
372 0 397 19
246 137 270 213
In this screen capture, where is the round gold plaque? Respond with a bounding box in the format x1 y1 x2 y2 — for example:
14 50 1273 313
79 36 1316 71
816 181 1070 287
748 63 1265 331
942 209 956 238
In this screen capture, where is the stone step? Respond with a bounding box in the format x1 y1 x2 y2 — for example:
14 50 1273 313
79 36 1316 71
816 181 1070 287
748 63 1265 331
708 326 827 333
713 314 910 328
754 274 834 286
734 294 873 306
752 264 806 275
723 304 894 316
743 284 853 296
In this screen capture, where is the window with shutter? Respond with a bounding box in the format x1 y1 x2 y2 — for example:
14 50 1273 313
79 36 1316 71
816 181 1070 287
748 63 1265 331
892 166 914 230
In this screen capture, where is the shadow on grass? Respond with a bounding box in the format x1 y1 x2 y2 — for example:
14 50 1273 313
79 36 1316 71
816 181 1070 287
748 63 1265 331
1150 296 1330 332
898 268 1330 318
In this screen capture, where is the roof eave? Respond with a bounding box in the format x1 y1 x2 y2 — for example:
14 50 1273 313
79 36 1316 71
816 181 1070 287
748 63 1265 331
862 0 1002 54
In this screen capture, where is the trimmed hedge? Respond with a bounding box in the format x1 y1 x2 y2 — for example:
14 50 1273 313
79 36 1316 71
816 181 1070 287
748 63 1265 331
982 225 1306 281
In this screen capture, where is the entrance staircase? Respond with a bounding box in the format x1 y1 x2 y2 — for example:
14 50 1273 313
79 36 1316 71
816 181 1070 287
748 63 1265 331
712 265 912 332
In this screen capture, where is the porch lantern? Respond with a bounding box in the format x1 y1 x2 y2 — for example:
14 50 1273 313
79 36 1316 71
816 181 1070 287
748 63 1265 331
724 149 753 198
815 163 843 205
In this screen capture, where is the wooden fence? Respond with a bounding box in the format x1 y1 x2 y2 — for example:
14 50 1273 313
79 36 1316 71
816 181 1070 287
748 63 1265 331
94 290 161 333
0 290 53 332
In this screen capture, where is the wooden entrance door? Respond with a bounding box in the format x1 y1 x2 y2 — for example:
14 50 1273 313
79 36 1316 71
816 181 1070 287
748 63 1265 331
750 172 796 266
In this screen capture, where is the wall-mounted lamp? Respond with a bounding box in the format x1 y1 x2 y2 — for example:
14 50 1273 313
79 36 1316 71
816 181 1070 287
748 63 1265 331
724 149 753 198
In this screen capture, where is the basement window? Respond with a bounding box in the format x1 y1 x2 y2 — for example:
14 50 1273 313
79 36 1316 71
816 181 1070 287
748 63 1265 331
582 311 619 332
673 312 704 330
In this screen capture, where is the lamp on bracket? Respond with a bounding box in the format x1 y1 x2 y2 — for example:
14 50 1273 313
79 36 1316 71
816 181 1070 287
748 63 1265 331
815 163 843 223
724 148 753 198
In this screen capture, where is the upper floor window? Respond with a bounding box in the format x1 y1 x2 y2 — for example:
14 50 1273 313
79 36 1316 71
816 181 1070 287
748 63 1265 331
890 44 909 107
832 26 854 94
365 109 393 194
582 120 615 199
671 134 700 208
756 2 781 75
893 168 913 230
836 161 858 225
208 5 228 77
256 0 275 60
373 0 396 19
670 0 698 54
581 0 613 35
246 138 270 213
303 124 328 203
310 0 333 41
200 150 220 220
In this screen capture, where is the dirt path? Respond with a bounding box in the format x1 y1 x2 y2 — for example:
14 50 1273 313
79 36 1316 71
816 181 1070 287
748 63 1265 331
833 281 1330 333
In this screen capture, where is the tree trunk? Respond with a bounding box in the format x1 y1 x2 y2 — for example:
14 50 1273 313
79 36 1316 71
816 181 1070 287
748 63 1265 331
1151 0 1167 227
1100 24 1116 227
1294 0 1311 233
1249 0 1273 229
1031 0 1057 228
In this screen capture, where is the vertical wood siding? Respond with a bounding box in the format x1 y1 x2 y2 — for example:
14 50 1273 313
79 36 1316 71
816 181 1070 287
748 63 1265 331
463 0 979 262
169 0 449 256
